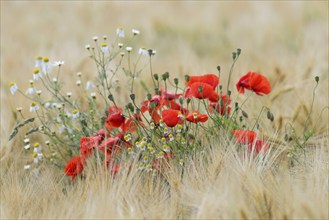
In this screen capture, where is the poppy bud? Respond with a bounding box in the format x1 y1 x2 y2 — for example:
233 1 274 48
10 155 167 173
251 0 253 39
239 116 243 122
237 48 241 55
164 72 169 79
147 93 152 100
315 76 319 83
232 52 237 60
198 86 203 93
284 134 289 142
154 87 160 95
148 49 153 56
136 108 141 114
108 94 114 102
267 111 274 122
130 93 135 101
217 66 221 72
242 110 248 118
174 78 179 85
153 73 159 81
162 73 167 81
179 96 184 105
219 85 223 90
185 75 190 82
126 103 134 112
186 98 191 105
235 102 239 111
228 90 232 96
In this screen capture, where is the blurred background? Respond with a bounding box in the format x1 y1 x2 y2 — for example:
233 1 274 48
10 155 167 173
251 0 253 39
1 1 328 149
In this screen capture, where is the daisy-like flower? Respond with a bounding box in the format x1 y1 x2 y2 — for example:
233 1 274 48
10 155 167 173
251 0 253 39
126 47 133 52
36 90 42 96
156 151 164 159
162 144 170 152
86 81 94 90
116 27 125 38
124 133 132 142
148 146 155 154
9 82 18 95
33 68 42 80
91 92 96 99
26 81 36 94
66 92 72 98
33 152 43 164
120 52 125 57
138 47 148 55
76 80 81 86
143 156 148 163
150 122 155 130
132 29 140 35
118 43 123 48
24 144 31 150
33 142 42 153
93 36 98 41
16 107 23 112
72 109 79 118
24 164 31 170
35 55 43 68
145 164 152 172
100 43 109 53
42 56 51 73
53 61 64 66
30 102 39 112
168 134 174 141
44 99 52 108
85 44 91 50
102 35 108 40
181 137 187 144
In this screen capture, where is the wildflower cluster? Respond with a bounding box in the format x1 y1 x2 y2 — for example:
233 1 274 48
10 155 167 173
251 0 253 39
10 28 276 181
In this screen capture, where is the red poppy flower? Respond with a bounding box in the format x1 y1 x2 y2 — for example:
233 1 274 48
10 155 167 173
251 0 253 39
80 135 104 158
248 139 268 154
185 82 218 101
64 155 85 181
121 113 144 133
141 95 162 113
232 130 257 144
98 137 121 156
187 74 219 89
186 111 208 123
236 72 271 96
105 111 126 131
162 109 183 127
209 94 231 115
161 89 182 101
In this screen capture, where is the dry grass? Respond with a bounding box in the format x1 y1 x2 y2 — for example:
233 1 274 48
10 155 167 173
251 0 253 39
1 1 328 219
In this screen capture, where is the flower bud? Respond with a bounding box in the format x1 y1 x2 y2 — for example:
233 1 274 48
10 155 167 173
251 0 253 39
242 110 248 118
315 76 319 83
232 52 237 60
153 73 159 81
174 78 179 85
108 94 114 101
147 93 152 101
130 93 135 101
185 75 190 83
237 48 241 55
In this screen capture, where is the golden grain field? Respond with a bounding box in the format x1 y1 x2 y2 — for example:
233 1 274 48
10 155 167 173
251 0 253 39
1 1 328 219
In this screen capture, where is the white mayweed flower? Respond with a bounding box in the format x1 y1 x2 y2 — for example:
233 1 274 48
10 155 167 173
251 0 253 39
42 57 51 73
72 109 79 118
145 164 152 172
58 124 65 133
86 81 94 90
44 99 52 108
76 80 81 86
151 50 157 55
52 78 57 83
116 27 125 38
26 85 36 95
126 47 133 52
33 143 42 153
91 92 96 99
138 47 148 55
132 29 140 35
9 82 18 95
53 61 64 66
120 52 125 57
24 138 30 144
16 107 23 112
66 92 72 98
30 102 39 112
93 36 98 41
162 144 170 153
35 56 43 68
118 43 123 48
24 144 31 150
24 164 31 170
102 35 108 40
85 44 91 50
100 43 109 53
77 72 82 77
33 68 42 80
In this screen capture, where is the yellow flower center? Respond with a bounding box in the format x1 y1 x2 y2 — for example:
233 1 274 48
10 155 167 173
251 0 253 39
33 68 40 74
30 102 36 107
9 82 15 87
36 55 42 60
101 43 107 47
43 57 49 63
33 143 40 148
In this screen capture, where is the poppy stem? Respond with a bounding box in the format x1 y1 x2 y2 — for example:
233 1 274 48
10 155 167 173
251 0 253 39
226 54 240 95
